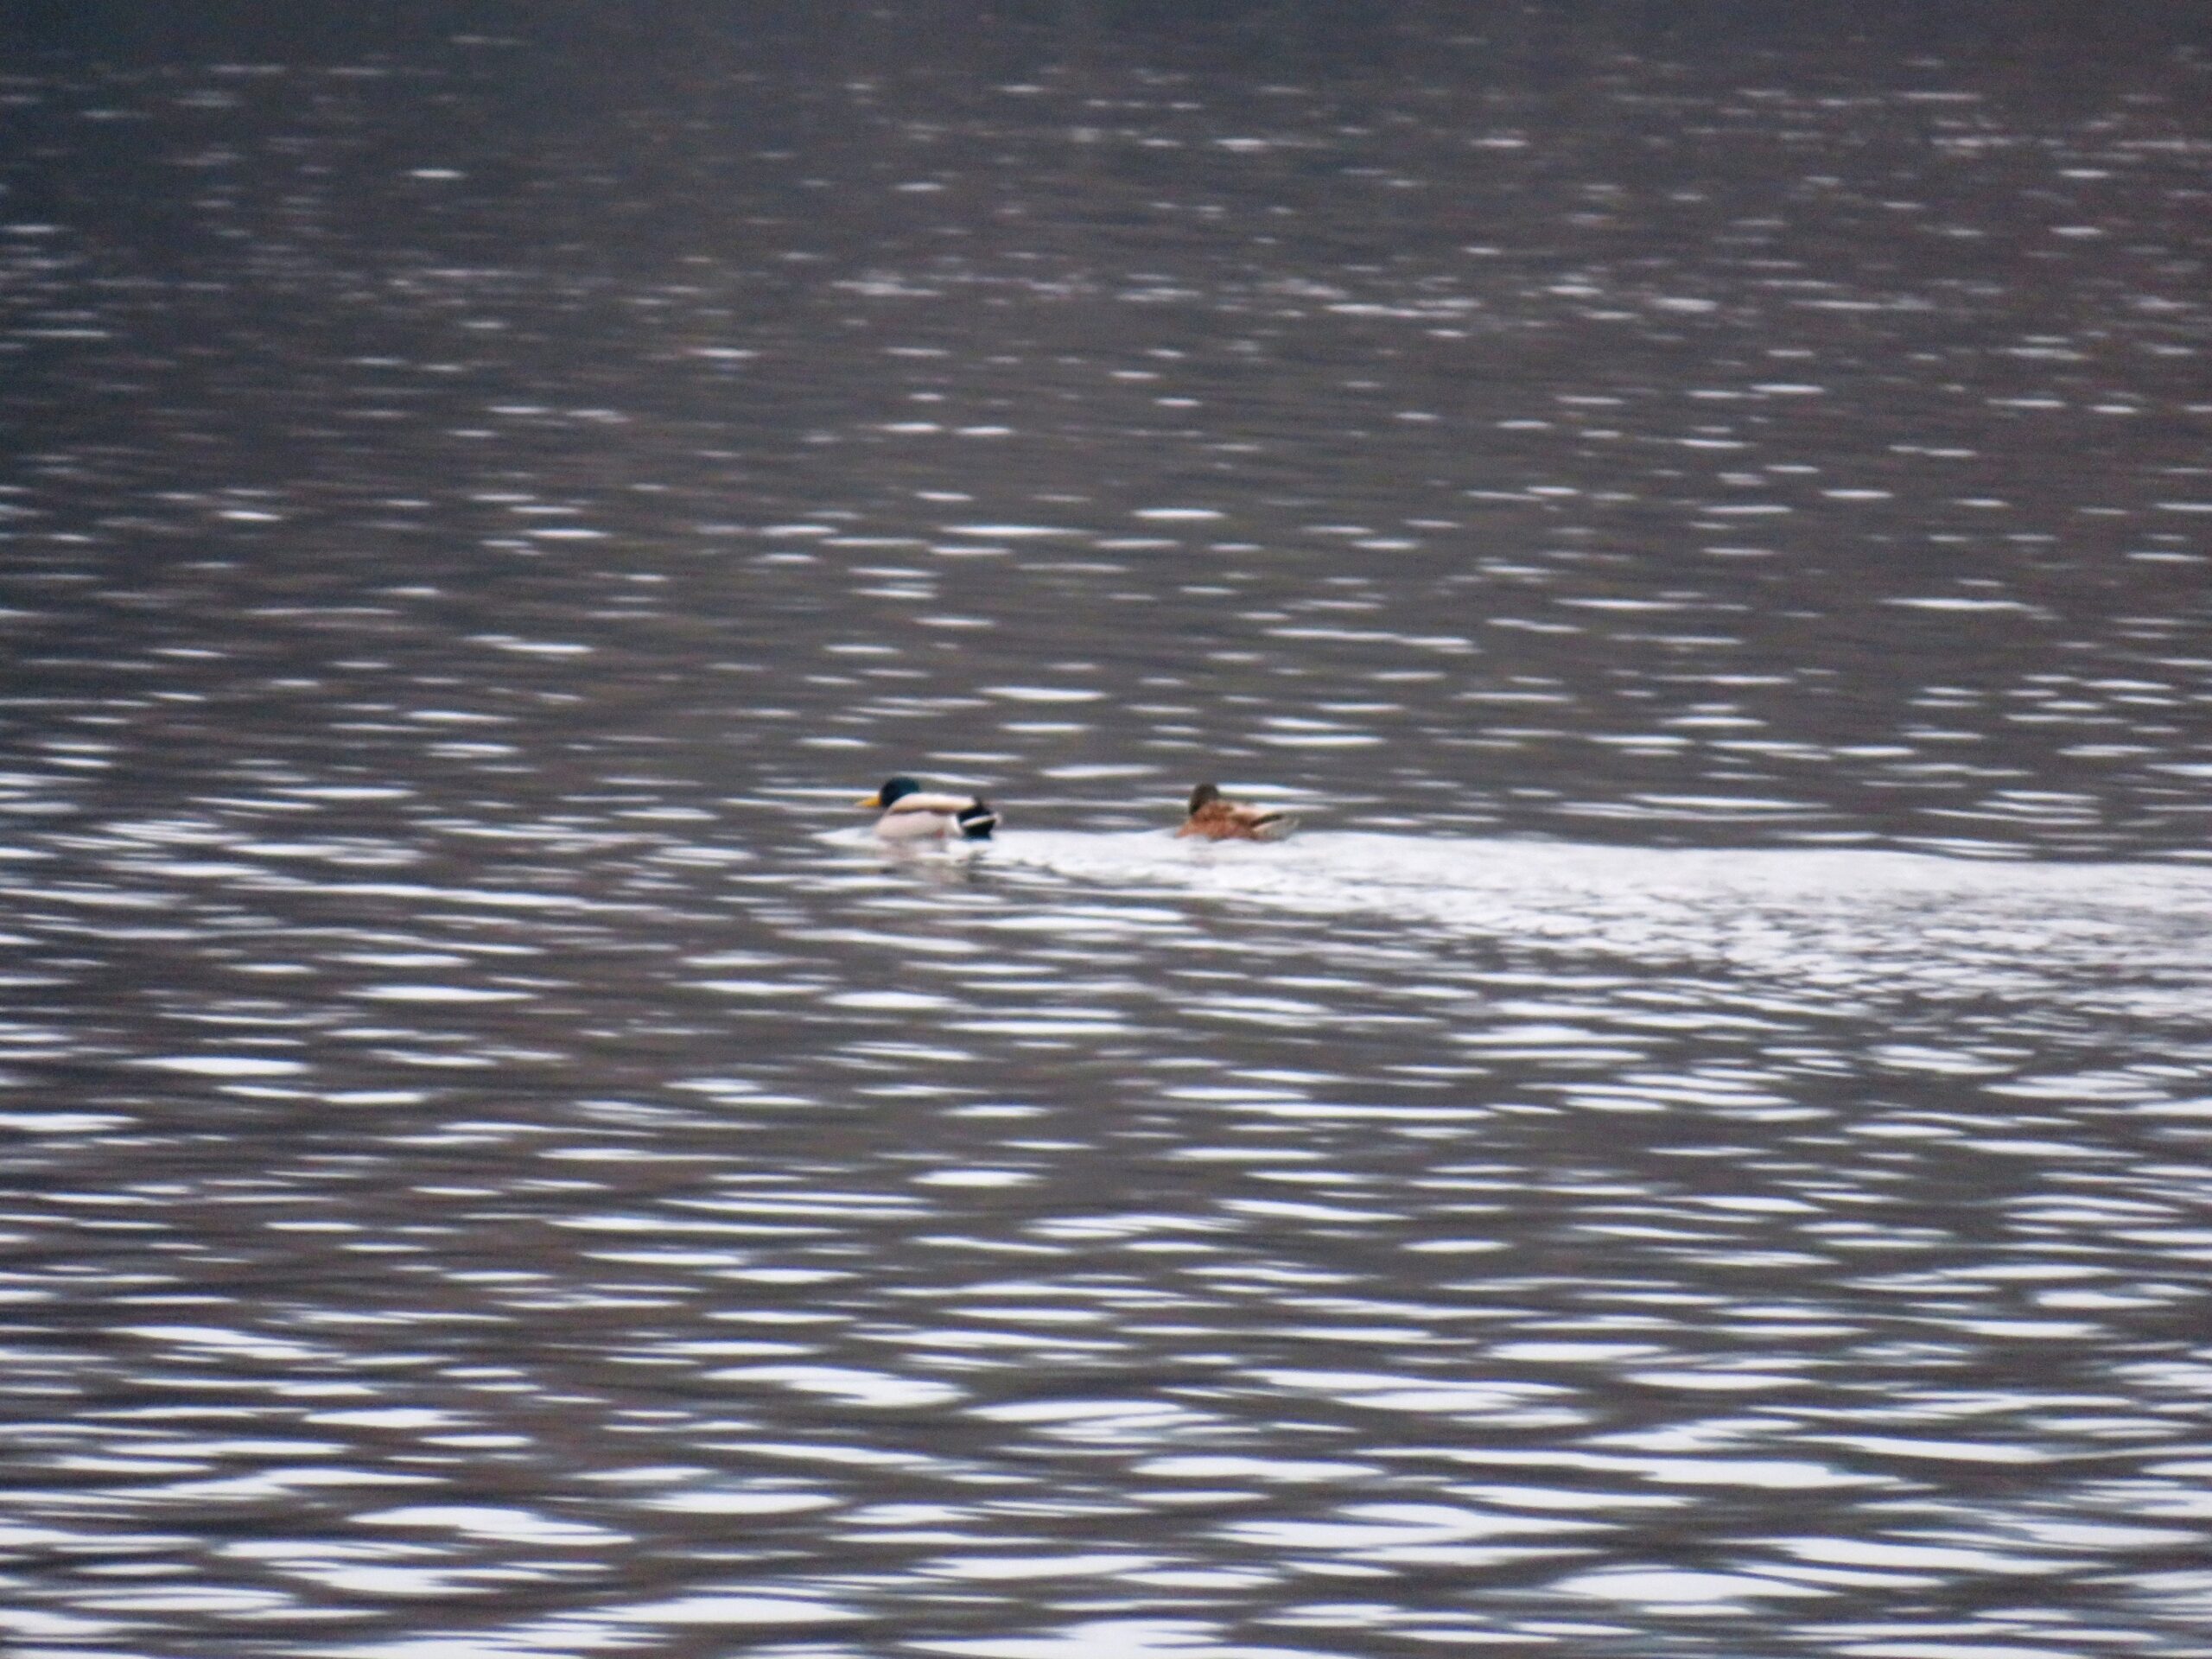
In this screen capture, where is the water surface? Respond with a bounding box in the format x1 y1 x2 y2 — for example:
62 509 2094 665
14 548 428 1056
3 6 2212 1656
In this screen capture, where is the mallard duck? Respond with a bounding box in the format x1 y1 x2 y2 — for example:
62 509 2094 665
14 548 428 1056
1177 782 1296 842
858 776 998 842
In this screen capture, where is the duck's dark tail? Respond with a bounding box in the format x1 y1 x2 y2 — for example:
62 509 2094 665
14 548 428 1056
957 798 999 840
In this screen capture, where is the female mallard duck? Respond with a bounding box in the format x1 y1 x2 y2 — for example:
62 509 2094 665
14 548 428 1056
859 776 998 842
1178 782 1296 842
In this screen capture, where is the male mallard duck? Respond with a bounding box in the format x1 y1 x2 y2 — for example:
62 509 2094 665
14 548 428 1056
859 776 998 842
1177 782 1295 842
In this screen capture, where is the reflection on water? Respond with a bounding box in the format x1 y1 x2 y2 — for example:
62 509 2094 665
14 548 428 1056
3 5 2212 1656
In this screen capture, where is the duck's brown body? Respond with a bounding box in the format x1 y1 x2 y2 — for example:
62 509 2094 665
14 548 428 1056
1177 782 1295 842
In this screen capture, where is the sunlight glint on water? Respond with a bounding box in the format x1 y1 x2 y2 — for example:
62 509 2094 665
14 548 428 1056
1 7 2210 1657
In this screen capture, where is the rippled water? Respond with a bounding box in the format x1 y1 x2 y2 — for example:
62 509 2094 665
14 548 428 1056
4 7 2212 1656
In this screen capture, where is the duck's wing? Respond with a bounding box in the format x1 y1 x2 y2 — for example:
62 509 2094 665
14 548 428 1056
884 791 979 817
1187 799 1296 841
1179 800 1288 840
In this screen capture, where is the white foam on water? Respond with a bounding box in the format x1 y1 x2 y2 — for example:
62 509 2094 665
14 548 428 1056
970 830 2212 1009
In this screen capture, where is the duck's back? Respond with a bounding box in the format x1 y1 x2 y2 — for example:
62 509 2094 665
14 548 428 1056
1179 801 1294 841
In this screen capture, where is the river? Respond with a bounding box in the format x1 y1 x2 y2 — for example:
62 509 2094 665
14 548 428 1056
3 5 2211 1656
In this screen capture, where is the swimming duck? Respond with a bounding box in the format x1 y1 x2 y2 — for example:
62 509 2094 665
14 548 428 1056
859 776 998 842
1177 782 1295 842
